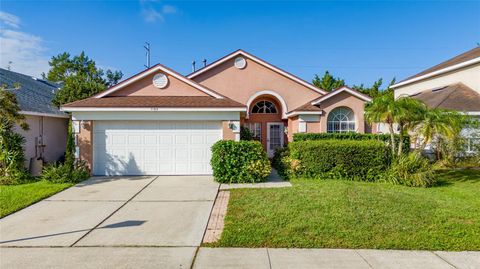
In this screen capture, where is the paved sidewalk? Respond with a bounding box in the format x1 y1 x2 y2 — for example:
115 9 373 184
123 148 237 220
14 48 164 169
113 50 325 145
193 247 480 269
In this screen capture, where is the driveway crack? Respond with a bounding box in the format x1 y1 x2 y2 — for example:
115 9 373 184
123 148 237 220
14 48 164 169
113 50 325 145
69 176 159 247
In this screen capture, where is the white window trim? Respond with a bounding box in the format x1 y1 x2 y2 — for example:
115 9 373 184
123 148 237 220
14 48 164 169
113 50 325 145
245 90 288 119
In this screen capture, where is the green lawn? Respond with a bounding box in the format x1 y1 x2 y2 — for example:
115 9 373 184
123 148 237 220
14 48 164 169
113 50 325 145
0 181 73 218
214 169 480 251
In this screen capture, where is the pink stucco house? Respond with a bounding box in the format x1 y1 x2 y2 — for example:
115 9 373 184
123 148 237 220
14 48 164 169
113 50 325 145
62 50 372 176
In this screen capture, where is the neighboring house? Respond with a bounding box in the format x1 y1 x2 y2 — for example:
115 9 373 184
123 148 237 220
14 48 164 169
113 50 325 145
61 50 372 176
0 68 69 171
391 47 480 152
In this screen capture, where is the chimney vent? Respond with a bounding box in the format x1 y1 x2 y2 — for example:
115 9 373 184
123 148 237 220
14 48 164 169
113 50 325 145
192 60 196 72
203 59 207 68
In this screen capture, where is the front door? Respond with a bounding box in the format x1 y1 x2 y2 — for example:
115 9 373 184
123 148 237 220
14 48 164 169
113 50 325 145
267 122 284 157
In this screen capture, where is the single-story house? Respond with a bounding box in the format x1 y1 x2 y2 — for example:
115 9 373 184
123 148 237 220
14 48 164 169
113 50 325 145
61 50 372 176
391 47 480 152
0 68 69 173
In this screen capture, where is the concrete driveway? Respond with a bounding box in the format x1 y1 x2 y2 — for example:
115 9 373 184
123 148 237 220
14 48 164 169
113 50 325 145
0 176 219 268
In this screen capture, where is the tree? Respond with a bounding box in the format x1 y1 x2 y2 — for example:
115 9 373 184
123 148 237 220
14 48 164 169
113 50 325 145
44 52 123 106
0 85 29 181
414 108 465 152
393 97 426 156
312 71 395 97
353 78 396 98
312 71 345 92
366 94 468 158
364 94 398 156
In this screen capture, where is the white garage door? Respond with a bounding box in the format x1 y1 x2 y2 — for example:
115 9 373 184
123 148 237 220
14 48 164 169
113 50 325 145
93 121 222 176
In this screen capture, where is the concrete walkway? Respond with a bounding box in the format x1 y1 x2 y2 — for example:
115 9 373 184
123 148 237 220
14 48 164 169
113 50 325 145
193 248 480 269
1 175 219 268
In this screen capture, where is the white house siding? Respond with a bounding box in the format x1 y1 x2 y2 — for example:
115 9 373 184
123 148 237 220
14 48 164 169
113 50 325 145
394 63 480 98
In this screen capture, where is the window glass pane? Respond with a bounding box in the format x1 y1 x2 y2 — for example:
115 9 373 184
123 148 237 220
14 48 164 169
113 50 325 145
327 107 355 133
251 101 278 114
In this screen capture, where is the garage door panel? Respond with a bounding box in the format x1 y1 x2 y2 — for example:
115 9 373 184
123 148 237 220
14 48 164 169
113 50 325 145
191 163 206 174
175 163 188 174
206 134 221 144
111 135 126 145
159 135 174 145
175 135 189 145
175 148 188 160
191 134 204 144
93 121 222 176
143 135 156 144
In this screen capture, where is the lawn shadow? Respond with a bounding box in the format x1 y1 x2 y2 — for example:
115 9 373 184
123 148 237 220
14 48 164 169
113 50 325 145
434 169 480 187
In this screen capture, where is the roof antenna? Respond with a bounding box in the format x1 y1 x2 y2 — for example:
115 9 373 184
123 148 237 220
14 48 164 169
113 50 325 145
144 42 151 69
202 59 207 68
192 60 196 72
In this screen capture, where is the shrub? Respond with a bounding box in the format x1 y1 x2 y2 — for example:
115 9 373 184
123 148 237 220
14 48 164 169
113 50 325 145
293 132 410 154
211 140 271 183
289 140 391 181
240 126 254 141
0 125 31 185
382 152 436 187
41 160 90 184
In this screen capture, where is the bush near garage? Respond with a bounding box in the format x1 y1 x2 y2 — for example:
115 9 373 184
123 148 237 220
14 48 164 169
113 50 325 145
211 140 271 183
293 132 410 154
287 140 391 181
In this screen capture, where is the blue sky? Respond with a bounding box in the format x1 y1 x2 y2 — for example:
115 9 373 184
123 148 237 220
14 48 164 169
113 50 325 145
1 0 479 87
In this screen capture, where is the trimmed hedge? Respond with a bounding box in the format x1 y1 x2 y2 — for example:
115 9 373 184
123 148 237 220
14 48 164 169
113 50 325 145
293 132 410 154
211 140 271 183
288 140 391 181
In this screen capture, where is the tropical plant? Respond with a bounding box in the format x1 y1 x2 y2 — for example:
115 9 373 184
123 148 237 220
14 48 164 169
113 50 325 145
364 94 398 156
0 85 30 183
414 108 465 151
382 152 436 187
41 120 90 183
365 95 428 157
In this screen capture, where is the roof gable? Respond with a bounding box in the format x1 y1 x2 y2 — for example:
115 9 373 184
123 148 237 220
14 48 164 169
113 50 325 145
188 49 327 95
392 47 480 88
311 86 372 105
95 64 224 99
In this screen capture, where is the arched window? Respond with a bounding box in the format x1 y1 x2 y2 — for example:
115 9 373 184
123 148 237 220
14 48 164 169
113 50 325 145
251 100 278 114
327 107 355 133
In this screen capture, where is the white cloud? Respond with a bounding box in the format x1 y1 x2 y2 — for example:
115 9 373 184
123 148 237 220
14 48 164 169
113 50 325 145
162 5 177 14
142 6 164 23
0 13 50 77
140 1 177 23
0 11 20 28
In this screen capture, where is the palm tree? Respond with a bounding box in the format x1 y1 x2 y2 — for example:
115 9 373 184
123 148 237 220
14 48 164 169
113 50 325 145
393 97 426 156
365 95 426 157
365 94 398 156
414 108 465 151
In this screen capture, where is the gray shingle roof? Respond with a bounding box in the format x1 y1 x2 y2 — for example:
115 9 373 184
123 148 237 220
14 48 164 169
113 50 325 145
410 83 480 112
0 68 67 117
